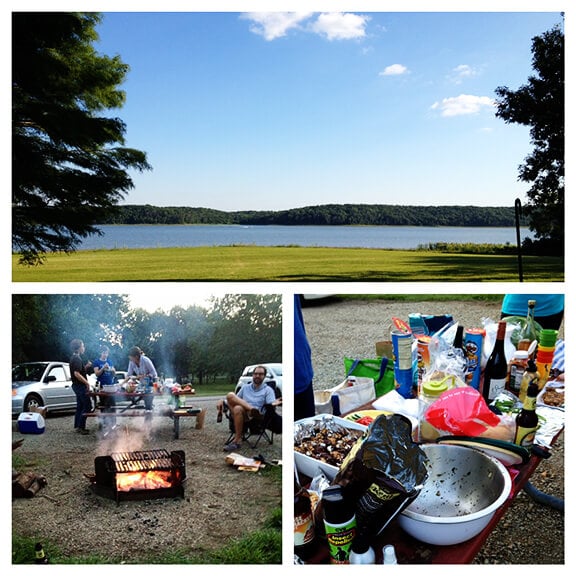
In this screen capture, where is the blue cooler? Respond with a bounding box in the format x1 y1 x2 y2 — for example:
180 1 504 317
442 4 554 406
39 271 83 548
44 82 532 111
17 412 46 434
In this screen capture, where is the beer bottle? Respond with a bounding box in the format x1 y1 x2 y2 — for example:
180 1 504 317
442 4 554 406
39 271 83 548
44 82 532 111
294 474 316 561
482 321 508 403
514 380 539 449
34 542 49 564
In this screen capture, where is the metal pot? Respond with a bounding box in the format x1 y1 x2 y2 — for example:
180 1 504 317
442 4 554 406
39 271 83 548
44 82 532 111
398 443 512 545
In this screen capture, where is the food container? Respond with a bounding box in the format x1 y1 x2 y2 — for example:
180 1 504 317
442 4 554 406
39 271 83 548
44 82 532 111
537 381 564 410
294 415 367 481
398 443 512 545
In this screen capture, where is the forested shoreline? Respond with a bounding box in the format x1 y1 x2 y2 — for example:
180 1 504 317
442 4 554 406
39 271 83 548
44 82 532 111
99 204 521 227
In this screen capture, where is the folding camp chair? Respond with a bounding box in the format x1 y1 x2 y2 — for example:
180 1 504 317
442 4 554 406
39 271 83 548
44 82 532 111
224 402 281 449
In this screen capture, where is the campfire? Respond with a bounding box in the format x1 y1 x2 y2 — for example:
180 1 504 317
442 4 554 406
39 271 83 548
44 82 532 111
91 449 186 504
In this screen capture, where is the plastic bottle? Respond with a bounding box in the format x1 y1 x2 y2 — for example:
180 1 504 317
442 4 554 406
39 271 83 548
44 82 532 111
349 536 376 564
482 321 508 404
519 359 540 404
382 544 398 564
294 474 316 561
514 380 539 449
507 350 529 395
322 484 357 564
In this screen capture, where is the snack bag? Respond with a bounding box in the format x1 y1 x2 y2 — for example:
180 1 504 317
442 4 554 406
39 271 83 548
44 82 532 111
333 414 428 537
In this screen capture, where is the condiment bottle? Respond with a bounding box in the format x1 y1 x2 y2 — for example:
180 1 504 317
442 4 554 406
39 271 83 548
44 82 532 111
322 484 357 564
382 544 398 564
349 536 376 564
514 380 539 449
482 321 508 404
418 378 450 442
519 359 540 403
507 350 529 395
294 473 316 561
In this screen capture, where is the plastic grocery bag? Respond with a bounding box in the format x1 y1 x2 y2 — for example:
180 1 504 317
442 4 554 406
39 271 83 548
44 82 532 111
424 386 501 437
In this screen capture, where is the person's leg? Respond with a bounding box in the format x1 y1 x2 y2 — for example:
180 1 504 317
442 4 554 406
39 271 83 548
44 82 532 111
226 392 260 417
535 312 564 331
230 405 245 444
295 382 315 421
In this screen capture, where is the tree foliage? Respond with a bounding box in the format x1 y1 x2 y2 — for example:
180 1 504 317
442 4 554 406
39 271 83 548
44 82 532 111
99 203 520 227
494 23 564 254
12 294 282 385
12 12 151 264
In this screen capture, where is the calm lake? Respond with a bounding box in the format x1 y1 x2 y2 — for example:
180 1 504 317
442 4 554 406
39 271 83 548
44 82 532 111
78 224 532 250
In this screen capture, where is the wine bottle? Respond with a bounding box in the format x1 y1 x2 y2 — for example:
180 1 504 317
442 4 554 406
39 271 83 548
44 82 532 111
482 321 508 403
514 380 539 449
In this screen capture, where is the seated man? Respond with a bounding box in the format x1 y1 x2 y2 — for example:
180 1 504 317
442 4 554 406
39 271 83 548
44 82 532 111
217 365 282 452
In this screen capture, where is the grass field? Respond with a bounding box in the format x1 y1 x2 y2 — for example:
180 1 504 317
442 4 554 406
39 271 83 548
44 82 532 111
12 245 563 282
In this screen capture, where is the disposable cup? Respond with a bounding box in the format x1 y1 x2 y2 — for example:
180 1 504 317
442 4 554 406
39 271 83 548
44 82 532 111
539 330 558 346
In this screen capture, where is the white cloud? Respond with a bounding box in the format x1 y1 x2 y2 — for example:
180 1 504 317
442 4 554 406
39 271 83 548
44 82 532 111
310 12 370 40
449 64 480 84
430 94 495 117
379 64 409 76
241 12 370 42
240 12 313 41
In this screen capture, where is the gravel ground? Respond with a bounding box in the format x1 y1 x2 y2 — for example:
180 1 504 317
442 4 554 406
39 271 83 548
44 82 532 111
12 396 282 564
301 296 564 565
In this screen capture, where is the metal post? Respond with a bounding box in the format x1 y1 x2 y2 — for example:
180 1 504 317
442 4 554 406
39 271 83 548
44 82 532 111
515 198 524 282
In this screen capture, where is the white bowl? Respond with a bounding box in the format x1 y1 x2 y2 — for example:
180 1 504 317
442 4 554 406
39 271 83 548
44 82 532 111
398 443 512 545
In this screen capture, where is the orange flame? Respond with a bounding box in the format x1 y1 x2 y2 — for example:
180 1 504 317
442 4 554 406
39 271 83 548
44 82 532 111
116 470 172 492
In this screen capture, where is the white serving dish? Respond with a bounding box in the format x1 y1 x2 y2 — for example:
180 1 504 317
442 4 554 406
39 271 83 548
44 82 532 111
294 414 367 481
537 380 565 410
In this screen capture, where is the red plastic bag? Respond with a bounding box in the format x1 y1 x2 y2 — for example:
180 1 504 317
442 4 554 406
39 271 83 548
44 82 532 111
424 387 501 437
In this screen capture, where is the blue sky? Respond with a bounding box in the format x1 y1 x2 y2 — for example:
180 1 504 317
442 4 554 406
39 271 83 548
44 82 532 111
93 10 564 211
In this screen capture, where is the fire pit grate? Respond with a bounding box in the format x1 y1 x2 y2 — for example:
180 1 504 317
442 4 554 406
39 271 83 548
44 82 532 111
92 449 186 504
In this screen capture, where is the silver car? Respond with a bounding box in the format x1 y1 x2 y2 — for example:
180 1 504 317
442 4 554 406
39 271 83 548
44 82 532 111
12 361 77 415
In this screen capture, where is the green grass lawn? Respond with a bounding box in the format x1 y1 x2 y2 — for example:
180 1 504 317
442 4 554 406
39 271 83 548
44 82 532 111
12 246 563 282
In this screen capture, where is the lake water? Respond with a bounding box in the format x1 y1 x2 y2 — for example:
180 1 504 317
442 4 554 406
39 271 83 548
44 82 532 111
77 224 532 250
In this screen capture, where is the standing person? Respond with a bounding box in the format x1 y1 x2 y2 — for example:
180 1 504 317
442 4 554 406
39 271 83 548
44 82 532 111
93 345 117 420
220 365 281 452
294 295 315 421
124 346 158 411
501 294 564 330
70 339 92 435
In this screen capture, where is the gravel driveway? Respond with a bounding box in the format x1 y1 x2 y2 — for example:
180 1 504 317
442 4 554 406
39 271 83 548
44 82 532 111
301 296 564 564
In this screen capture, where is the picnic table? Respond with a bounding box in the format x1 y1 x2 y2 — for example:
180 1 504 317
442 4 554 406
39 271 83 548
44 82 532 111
85 389 206 438
297 395 564 564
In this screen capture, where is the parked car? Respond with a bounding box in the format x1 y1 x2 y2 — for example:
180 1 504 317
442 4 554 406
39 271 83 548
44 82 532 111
235 363 283 398
12 361 82 416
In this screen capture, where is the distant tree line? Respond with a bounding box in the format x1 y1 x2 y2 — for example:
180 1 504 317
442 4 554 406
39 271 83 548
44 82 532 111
99 204 522 227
